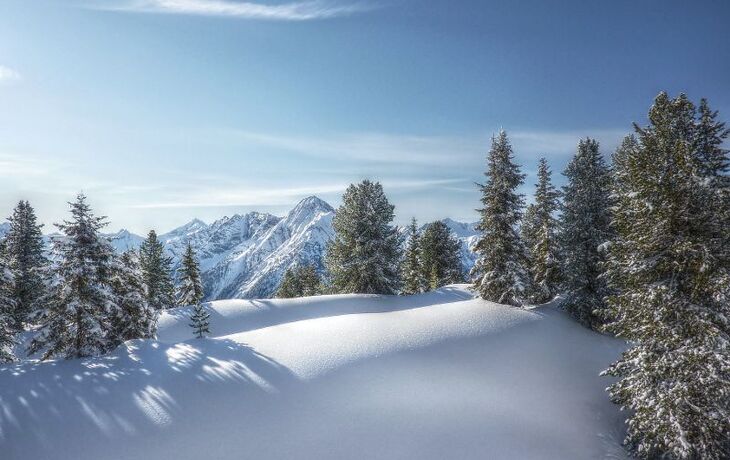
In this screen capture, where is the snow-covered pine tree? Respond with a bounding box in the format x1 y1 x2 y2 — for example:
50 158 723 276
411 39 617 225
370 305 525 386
520 203 539 262
176 243 209 339
527 158 562 303
420 220 463 290
189 303 210 339
297 265 321 297
139 230 175 310
401 218 426 295
695 97 730 267
471 130 530 306
177 243 204 306
325 180 401 294
602 93 730 460
275 265 321 298
559 138 612 328
109 250 157 346
0 240 17 362
28 194 117 360
5 200 48 329
276 267 299 298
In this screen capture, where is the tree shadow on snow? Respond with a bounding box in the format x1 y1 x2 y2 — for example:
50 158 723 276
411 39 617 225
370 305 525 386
0 338 297 459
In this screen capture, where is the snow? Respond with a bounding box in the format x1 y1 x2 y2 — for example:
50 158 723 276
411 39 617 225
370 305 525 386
1 199 482 301
105 229 145 253
0 221 10 239
0 285 628 460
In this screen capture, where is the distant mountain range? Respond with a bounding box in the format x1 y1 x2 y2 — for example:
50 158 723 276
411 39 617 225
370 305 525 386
0 196 479 300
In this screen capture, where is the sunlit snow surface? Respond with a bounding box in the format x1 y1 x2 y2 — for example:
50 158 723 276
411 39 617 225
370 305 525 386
0 285 628 460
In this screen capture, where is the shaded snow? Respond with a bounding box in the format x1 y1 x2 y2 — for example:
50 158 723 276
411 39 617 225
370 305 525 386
0 285 627 460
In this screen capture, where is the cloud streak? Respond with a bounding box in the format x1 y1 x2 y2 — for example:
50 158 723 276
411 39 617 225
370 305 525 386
129 178 467 209
0 153 55 177
230 128 628 166
99 0 374 20
232 131 482 166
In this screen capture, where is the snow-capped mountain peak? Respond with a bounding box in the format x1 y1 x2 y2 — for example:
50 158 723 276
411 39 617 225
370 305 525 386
0 198 479 300
160 218 208 242
202 196 335 300
441 218 479 238
106 228 145 252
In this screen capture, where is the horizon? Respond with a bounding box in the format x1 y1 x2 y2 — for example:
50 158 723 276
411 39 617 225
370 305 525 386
1 194 482 237
2 1 729 233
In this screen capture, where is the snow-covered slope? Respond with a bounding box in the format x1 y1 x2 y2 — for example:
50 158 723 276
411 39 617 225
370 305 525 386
0 286 628 460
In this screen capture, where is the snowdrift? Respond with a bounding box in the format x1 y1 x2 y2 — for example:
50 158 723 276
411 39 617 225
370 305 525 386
0 286 628 460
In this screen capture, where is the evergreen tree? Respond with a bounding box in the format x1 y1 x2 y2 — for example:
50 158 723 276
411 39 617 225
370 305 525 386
109 250 157 346
695 97 730 266
400 218 426 295
520 203 540 262
5 200 48 329
139 230 175 310
0 241 17 362
420 220 463 290
276 267 299 299
275 264 321 298
189 303 210 339
177 243 204 306
28 194 117 360
602 93 730 459
471 130 530 306
527 158 562 303
325 180 401 294
297 265 321 297
559 138 612 327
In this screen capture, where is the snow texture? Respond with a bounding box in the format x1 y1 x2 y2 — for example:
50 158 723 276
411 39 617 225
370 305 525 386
0 285 627 460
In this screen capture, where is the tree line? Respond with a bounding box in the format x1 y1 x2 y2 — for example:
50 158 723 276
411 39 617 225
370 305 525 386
276 215 464 299
0 195 209 361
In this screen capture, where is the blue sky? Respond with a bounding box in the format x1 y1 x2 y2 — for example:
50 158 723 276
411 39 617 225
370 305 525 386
0 0 728 234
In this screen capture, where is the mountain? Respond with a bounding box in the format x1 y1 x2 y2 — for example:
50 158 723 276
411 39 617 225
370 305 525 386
201 196 335 299
158 198 480 300
106 229 145 253
160 213 280 275
0 197 480 300
0 221 9 238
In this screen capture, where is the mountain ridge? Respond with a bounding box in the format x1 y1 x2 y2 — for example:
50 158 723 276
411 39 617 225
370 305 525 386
0 196 479 300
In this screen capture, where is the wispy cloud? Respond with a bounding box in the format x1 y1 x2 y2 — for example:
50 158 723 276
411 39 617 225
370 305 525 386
232 131 482 166
97 0 374 20
230 128 627 166
0 66 20 83
510 129 628 157
0 153 54 177
129 178 466 209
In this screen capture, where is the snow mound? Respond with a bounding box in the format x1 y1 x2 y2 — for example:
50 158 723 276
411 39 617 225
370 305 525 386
0 285 627 460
